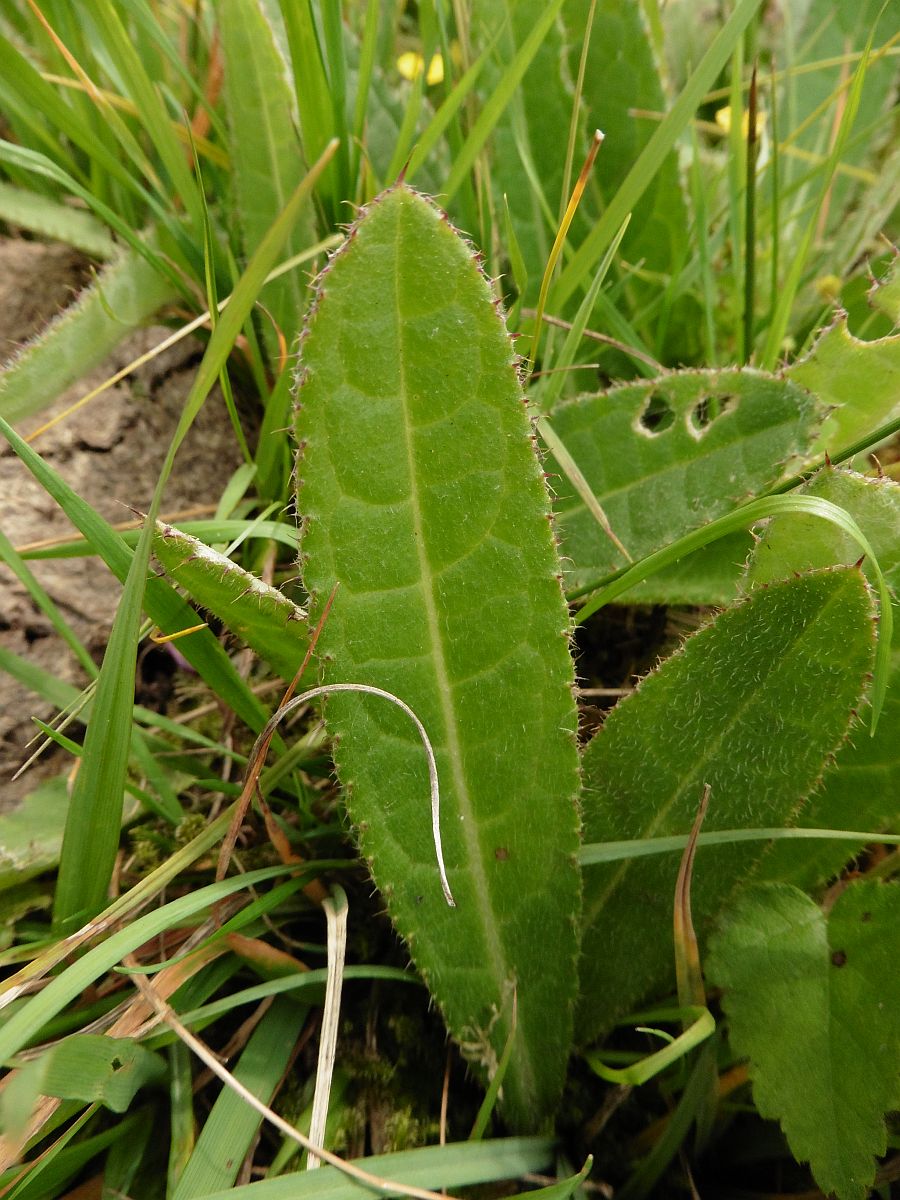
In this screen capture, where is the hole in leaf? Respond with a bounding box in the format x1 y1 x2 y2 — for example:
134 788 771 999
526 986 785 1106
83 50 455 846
690 392 737 433
831 950 847 968
638 392 676 435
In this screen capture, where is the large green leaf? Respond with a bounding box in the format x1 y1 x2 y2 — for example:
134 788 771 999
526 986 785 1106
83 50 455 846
708 880 900 1200
578 568 874 1041
217 0 317 368
294 185 581 1127
152 521 308 682
548 368 818 592
745 468 900 886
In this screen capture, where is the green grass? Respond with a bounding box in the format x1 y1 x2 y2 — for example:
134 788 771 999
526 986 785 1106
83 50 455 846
0 2 897 1197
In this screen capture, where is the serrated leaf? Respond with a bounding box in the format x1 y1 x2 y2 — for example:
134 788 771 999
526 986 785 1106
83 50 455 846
153 522 307 682
788 317 900 453
548 368 818 592
294 185 581 1127
578 568 875 1040
218 0 317 368
745 468 900 886
0 237 178 423
1 1035 165 1134
708 881 900 1200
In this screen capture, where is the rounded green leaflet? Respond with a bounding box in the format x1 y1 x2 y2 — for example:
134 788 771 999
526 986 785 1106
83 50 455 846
293 184 581 1128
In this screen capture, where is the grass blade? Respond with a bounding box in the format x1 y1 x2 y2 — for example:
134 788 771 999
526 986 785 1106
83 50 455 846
551 0 766 309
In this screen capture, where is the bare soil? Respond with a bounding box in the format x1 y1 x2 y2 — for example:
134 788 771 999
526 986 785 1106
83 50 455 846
0 236 243 808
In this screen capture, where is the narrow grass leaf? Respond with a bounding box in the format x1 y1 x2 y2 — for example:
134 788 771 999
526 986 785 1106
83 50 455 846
294 185 580 1127
760 30 873 369
573 491 892 729
48 143 333 930
580 825 900 866
708 881 900 1200
0 182 115 256
471 0 580 311
578 568 875 1040
86 0 203 228
0 139 188 287
552 0 765 309
442 0 566 203
559 0 692 356
22 519 299 560
174 998 308 1199
182 1137 555 1200
0 863 298 1062
0 424 272 734
0 528 96 677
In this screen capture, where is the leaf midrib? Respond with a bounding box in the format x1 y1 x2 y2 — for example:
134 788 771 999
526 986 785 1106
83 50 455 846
393 206 514 1031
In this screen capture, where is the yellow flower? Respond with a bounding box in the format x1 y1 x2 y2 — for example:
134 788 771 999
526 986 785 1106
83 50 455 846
396 50 444 85
714 104 766 139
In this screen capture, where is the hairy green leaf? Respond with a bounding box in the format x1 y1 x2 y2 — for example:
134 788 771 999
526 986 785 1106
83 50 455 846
871 257 900 324
578 568 874 1040
746 468 900 885
708 881 900 1200
0 238 177 423
548 368 818 592
294 185 580 1126
153 521 307 682
0 182 115 257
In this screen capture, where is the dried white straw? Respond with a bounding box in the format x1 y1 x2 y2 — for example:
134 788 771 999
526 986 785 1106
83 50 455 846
251 684 456 907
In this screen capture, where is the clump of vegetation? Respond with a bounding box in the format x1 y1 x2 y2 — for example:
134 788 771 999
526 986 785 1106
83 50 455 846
0 3 898 1198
